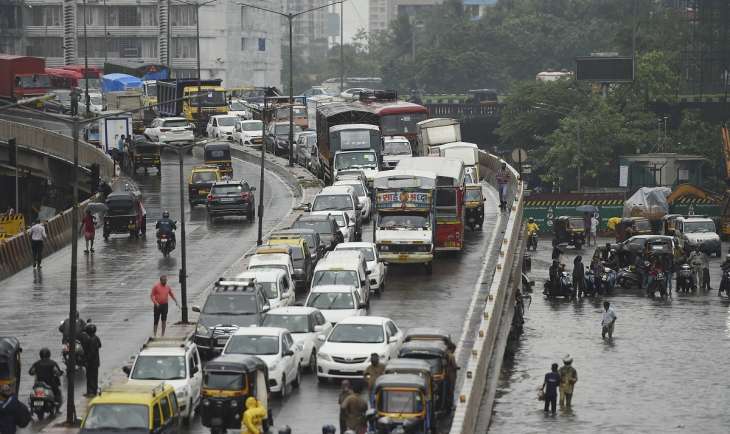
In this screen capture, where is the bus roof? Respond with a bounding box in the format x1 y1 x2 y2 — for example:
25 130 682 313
329 123 380 133
373 169 437 189
369 101 428 116
396 157 464 186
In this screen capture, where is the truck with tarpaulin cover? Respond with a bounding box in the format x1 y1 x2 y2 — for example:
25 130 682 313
374 169 437 273
157 78 228 134
396 157 466 252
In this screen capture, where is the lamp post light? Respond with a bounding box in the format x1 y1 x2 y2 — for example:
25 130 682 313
237 0 344 167
532 103 582 191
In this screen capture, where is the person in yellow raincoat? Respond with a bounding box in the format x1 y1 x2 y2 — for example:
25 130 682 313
241 397 267 434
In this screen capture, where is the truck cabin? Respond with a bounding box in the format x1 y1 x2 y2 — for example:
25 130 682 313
187 87 227 109
374 170 437 231
329 124 382 156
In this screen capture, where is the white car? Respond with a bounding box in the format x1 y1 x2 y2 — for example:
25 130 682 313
247 252 295 278
334 179 372 222
304 285 367 325
382 136 413 170
206 115 239 140
312 210 354 242
124 338 203 423
233 120 264 147
222 327 303 397
144 117 194 144
316 316 403 382
228 100 253 119
262 306 333 372
236 269 294 309
335 242 386 294
340 87 371 99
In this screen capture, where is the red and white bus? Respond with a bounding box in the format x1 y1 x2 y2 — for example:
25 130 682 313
373 102 428 145
45 68 82 89
396 157 465 252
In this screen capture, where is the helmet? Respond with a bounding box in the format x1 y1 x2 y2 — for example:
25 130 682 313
726 253 730 260
85 323 97 335
162 210 170 218
529 218 534 223
40 348 51 359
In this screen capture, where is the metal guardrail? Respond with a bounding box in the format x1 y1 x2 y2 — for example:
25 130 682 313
449 151 525 434
424 103 501 118
0 119 114 179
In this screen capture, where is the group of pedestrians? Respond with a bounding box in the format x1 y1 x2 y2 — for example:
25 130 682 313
541 355 578 415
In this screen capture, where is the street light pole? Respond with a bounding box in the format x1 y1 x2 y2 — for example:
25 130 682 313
257 97 267 245
340 1 344 93
83 0 90 115
66 114 80 426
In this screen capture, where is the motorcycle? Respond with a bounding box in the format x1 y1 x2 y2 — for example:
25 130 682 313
29 382 58 420
543 271 575 299
157 232 175 257
617 265 643 289
719 268 730 297
646 272 667 298
61 340 86 372
677 264 694 294
528 232 538 251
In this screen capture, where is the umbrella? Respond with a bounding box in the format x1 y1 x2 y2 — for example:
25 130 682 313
86 202 108 214
576 204 598 213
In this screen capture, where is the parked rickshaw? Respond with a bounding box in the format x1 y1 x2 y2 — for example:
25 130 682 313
188 165 221 206
384 359 435 422
464 185 484 231
372 374 432 434
128 135 161 174
552 216 586 249
103 191 147 240
614 217 652 242
403 328 454 348
0 337 22 393
200 354 271 434
204 142 233 178
397 340 450 414
661 214 683 236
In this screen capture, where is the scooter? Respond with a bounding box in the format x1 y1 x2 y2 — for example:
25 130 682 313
646 273 667 298
543 272 575 299
157 233 175 257
616 265 642 289
677 264 694 293
29 382 58 420
62 340 86 372
528 232 538 251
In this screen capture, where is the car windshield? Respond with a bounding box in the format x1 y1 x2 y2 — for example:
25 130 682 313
380 390 424 413
212 184 247 195
312 195 353 211
276 107 306 117
379 213 430 229
274 124 302 135
381 112 428 135
306 292 354 310
293 220 333 236
339 183 366 196
226 335 279 355
465 188 482 201
383 141 412 156
216 117 237 127
163 119 189 128
332 214 347 227
263 314 310 333
636 220 651 231
242 121 262 131
191 90 227 107
685 221 716 233
204 372 244 390
328 324 384 343
258 281 278 298
130 355 185 380
230 102 247 110
202 294 257 314
249 264 288 273
313 270 358 287
83 404 149 430
192 172 217 183
338 247 375 261
335 152 377 170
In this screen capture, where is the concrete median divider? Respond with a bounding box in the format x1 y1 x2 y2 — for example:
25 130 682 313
449 151 525 434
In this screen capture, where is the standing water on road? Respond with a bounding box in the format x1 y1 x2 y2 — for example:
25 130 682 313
486 238 730 434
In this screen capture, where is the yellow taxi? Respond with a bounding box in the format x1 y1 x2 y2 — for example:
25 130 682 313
80 383 180 434
267 238 312 290
188 165 221 206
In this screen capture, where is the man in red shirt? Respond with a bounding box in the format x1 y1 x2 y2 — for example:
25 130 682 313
150 275 179 336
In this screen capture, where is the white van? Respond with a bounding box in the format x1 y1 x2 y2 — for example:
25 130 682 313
304 285 367 325
312 251 370 305
310 185 362 240
247 253 295 277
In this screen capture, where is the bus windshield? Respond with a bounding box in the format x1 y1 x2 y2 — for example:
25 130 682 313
381 112 427 135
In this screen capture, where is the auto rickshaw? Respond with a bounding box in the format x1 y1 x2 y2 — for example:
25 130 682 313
661 214 683 236
103 191 147 240
0 337 22 393
552 216 586 249
464 185 484 231
397 340 450 414
614 217 652 242
384 359 435 422
204 142 233 178
188 165 221 206
372 374 432 434
128 135 161 174
403 328 454 348
200 354 271 434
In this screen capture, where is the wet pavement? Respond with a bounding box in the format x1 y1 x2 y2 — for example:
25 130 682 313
3 150 294 433
484 237 730 433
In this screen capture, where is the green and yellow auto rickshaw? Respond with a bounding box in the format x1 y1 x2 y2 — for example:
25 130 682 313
0 337 22 393
553 216 586 249
464 185 485 231
372 374 432 434
200 354 271 434
384 359 435 423
397 340 450 415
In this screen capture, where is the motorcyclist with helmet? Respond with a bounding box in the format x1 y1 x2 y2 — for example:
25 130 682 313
719 254 730 296
527 218 539 250
155 210 177 250
58 312 86 344
28 348 63 408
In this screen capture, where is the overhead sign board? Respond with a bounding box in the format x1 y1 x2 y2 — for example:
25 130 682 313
576 56 634 82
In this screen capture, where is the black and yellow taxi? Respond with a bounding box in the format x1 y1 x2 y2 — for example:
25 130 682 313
372 374 432 434
464 184 485 231
204 142 233 178
188 165 221 206
80 383 179 434
129 135 162 175
0 337 22 393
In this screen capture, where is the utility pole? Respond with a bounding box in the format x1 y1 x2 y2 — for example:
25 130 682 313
66 114 80 426
83 0 90 115
257 96 267 245
340 0 344 93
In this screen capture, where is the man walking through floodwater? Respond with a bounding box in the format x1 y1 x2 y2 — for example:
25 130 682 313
601 301 617 340
558 355 577 409
541 363 560 415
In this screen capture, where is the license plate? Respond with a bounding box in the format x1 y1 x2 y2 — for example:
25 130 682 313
33 401 44 408
220 197 235 202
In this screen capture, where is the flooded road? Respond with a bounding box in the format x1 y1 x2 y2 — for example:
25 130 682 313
485 237 730 433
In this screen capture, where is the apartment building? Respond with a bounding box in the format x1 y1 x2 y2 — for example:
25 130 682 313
0 0 282 89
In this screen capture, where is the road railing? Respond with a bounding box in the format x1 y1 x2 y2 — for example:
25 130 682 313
449 151 525 434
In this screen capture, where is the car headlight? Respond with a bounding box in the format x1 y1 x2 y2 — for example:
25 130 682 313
176 387 189 399
379 353 387 360
318 352 331 361
196 323 209 336
269 360 279 371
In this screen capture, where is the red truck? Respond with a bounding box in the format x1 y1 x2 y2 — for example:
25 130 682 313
0 54 51 101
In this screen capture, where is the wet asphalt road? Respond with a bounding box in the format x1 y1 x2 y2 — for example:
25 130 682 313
4 150 294 433
485 237 730 433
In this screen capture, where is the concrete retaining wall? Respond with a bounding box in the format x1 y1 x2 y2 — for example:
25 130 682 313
449 152 525 434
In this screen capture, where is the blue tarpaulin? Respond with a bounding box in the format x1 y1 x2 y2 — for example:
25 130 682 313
101 73 143 93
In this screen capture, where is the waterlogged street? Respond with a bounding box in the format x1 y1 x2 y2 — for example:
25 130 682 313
485 237 730 433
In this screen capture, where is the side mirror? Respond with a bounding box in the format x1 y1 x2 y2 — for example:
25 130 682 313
360 280 367 286
191 366 199 375
303 203 312 212
317 334 326 342
262 305 270 313
122 366 131 375
366 270 372 275
388 336 398 344
284 350 294 357
348 222 355 228
314 324 325 332
192 305 201 313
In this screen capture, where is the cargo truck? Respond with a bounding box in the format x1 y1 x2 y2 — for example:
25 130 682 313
0 55 51 101
104 90 146 133
415 118 461 156
156 79 228 134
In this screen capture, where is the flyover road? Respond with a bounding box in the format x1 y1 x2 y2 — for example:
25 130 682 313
4 150 294 433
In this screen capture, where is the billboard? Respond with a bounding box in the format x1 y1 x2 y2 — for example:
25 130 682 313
376 191 432 209
576 56 634 82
